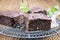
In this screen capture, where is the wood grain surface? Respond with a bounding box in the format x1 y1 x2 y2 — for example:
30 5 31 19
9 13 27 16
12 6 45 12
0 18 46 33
0 0 60 40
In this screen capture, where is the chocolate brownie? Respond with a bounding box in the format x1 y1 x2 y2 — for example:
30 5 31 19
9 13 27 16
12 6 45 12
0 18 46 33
24 13 51 31
0 11 24 28
30 7 47 15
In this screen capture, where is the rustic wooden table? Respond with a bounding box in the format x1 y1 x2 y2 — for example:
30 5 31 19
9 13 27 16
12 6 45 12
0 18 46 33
0 0 60 40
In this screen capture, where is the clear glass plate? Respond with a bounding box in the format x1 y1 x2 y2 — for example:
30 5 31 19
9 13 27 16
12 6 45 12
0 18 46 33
0 12 60 38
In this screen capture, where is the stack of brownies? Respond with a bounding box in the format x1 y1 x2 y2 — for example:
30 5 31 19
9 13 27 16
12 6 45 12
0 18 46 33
0 7 51 31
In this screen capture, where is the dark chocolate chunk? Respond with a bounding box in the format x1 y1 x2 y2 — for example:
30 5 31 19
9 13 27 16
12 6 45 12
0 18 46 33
27 11 31 13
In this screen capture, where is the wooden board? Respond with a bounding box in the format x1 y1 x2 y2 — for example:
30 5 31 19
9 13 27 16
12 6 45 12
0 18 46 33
0 0 60 40
0 0 22 11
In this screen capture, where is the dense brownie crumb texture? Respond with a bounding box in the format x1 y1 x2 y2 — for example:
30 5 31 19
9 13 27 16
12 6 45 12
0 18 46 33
0 7 52 31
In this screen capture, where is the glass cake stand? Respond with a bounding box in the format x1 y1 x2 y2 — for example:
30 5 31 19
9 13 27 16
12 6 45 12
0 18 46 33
0 21 60 38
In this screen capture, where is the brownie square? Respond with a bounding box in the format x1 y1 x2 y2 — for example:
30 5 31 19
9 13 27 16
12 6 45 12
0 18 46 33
0 11 24 28
24 13 51 31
